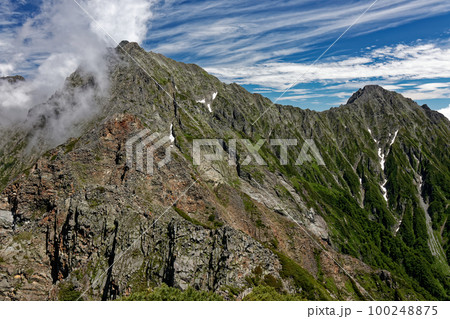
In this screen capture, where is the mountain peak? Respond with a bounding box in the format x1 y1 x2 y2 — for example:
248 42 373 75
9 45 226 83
346 85 392 104
0 75 25 84
116 40 144 54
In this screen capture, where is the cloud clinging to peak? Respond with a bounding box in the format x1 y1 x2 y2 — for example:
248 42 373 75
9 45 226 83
0 0 155 124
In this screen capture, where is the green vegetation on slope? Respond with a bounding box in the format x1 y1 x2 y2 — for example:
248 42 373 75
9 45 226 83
121 284 223 301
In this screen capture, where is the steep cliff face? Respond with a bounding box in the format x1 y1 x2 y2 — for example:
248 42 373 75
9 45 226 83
0 41 448 300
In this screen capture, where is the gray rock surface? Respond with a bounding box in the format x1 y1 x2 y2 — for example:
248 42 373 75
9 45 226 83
0 210 13 229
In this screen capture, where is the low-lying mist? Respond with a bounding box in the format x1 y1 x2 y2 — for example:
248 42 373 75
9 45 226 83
0 0 154 146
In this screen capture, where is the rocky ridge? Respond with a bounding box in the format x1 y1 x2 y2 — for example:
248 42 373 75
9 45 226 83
0 41 448 300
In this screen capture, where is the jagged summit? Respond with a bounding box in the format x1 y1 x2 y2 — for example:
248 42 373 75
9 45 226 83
342 84 448 130
116 40 144 53
346 85 396 105
118 40 130 46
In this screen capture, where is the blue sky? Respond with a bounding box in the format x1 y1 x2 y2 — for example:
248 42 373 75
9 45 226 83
1 0 450 116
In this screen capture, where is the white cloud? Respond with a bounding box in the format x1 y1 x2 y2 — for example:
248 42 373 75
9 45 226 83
206 43 450 94
416 82 449 91
85 0 153 43
0 0 155 122
397 82 450 100
379 85 402 91
0 0 155 145
278 93 327 101
400 87 450 100
398 83 420 87
0 63 14 76
148 0 450 66
437 105 450 120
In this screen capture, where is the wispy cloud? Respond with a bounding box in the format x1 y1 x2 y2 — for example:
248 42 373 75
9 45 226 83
400 83 450 100
148 0 450 66
206 42 450 90
143 0 450 109
0 0 155 143
0 0 155 112
2 0 449 114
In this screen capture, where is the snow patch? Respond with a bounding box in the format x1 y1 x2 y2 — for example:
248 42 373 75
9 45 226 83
381 180 388 201
378 145 387 201
389 130 399 146
378 147 385 170
395 220 402 234
169 124 175 143
196 91 217 113
368 128 372 135
372 129 399 203
372 134 387 201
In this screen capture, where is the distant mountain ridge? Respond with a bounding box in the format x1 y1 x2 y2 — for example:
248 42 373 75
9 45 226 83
0 41 448 300
0 75 25 84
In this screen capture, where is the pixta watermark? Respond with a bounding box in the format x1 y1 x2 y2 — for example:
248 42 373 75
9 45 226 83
126 129 325 175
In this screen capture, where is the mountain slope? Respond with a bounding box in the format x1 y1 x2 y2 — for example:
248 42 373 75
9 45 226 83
0 41 448 300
